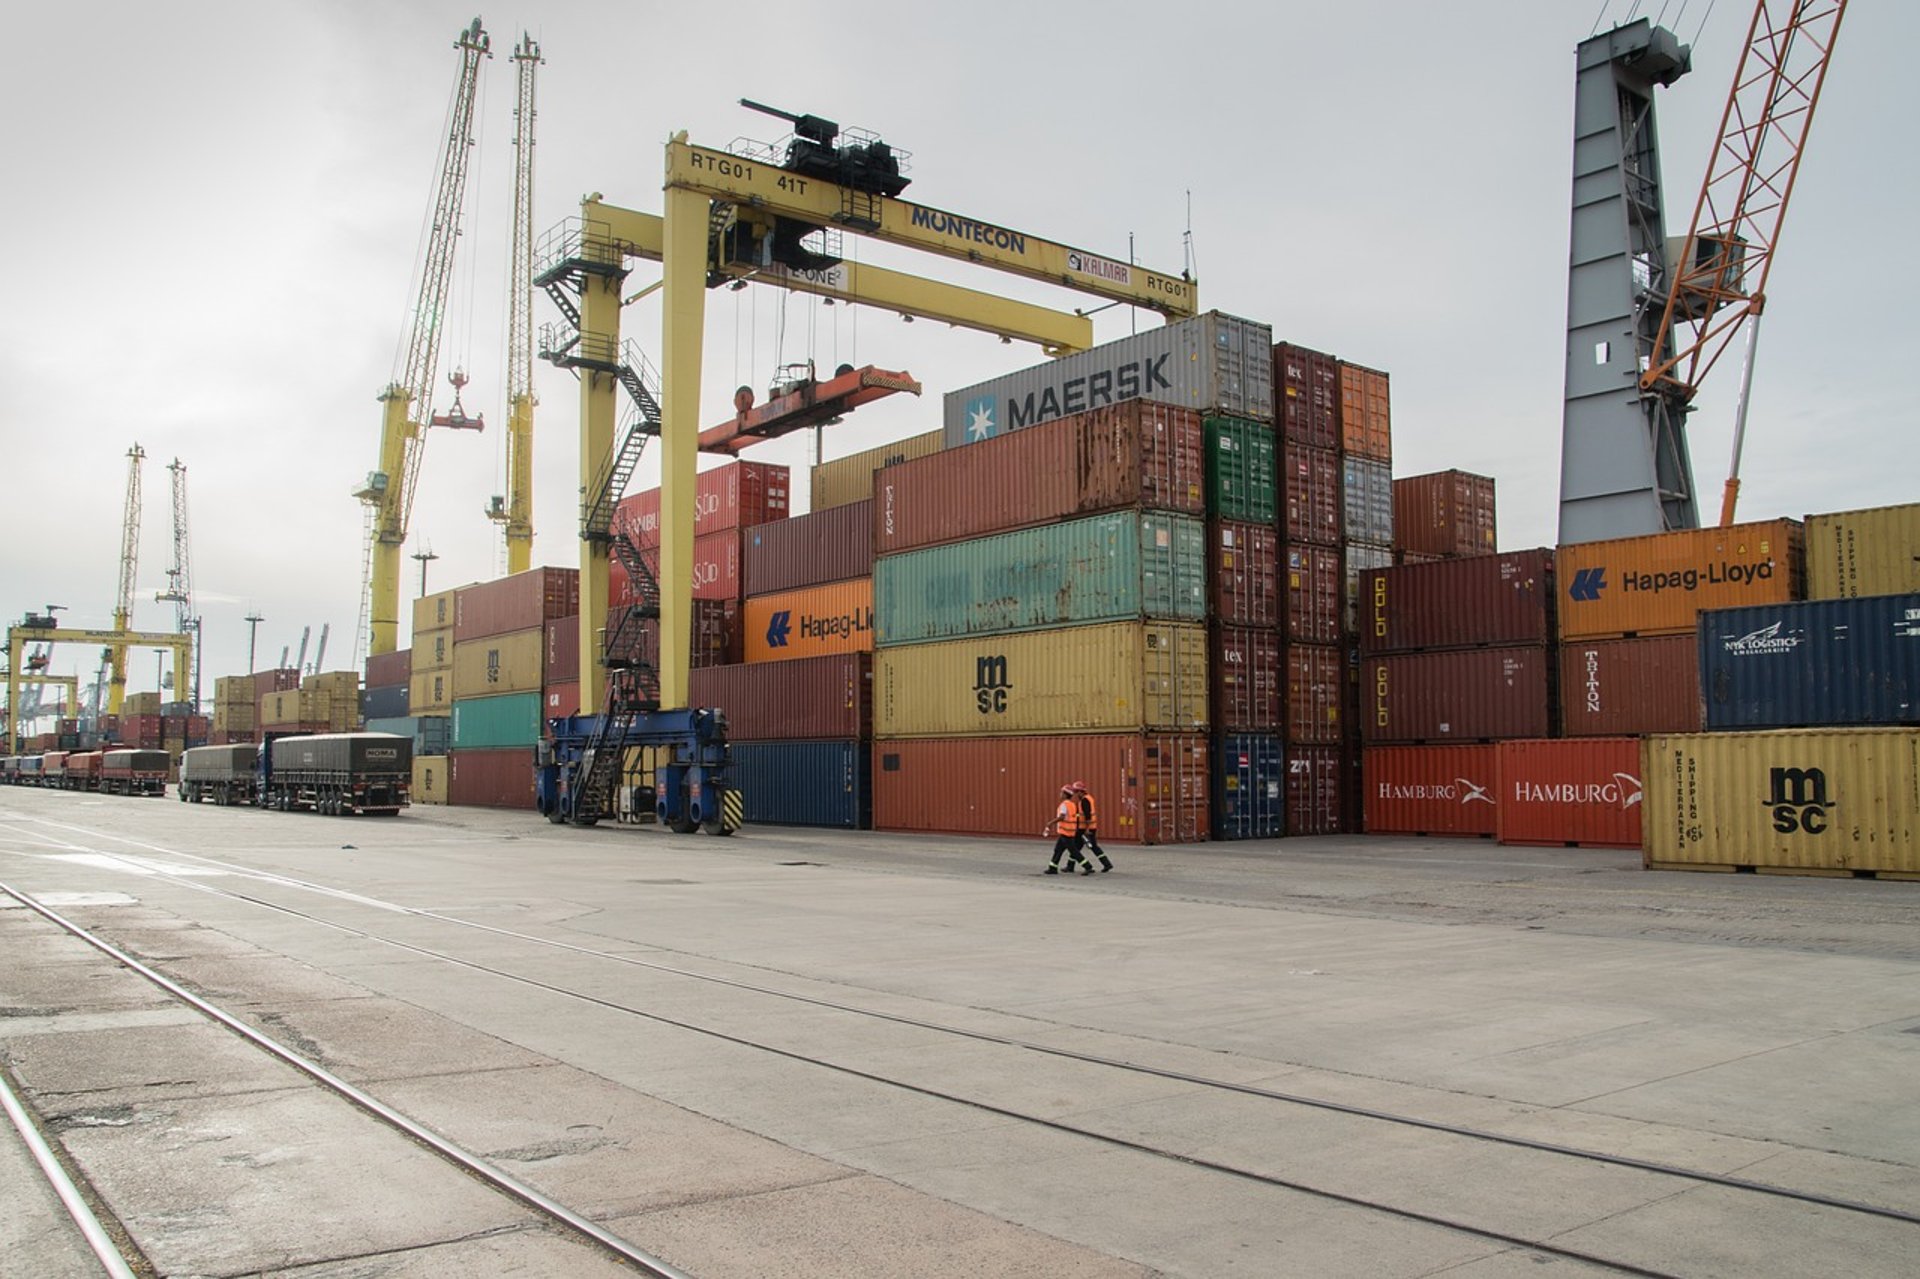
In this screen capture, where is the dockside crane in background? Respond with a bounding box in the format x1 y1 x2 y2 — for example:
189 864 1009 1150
155 458 202 712
486 32 541 574
103 444 145 717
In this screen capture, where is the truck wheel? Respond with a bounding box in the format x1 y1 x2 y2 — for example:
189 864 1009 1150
702 816 732 837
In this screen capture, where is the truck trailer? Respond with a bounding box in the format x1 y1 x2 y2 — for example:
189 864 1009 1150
179 743 260 806
259 732 410 816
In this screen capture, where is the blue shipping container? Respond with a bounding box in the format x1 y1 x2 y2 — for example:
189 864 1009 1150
730 740 872 829
1700 593 1920 730
362 684 411 721
1213 734 1285 839
366 715 452 756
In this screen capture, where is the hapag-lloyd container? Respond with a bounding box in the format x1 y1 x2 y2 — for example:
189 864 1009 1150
1496 738 1642 848
1274 342 1339 450
1210 520 1280 627
1361 550 1555 655
1338 362 1392 460
872 733 1210 844
1204 418 1277 522
1286 644 1344 744
743 580 874 663
1698 594 1920 730
1342 456 1393 546
1642 728 1920 874
874 511 1205 646
448 747 535 809
1214 734 1284 839
1556 519 1805 641
745 500 873 596
942 311 1274 444
1282 445 1340 546
614 531 744 603
1212 626 1281 731
1285 544 1342 644
614 460 790 550
1362 646 1554 743
1285 744 1347 835
877 401 1203 555
1558 635 1702 736
730 740 872 828
1394 470 1497 559
453 567 580 644
1805 502 1920 599
688 654 871 741
1361 745 1498 836
811 430 944 512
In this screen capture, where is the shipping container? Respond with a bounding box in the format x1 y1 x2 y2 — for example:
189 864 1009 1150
1273 342 1339 450
1496 738 1642 848
454 567 580 644
1699 594 1920 730
1286 644 1345 744
616 531 745 603
413 626 454 673
744 580 874 663
1362 647 1555 743
873 733 1210 844
689 654 872 741
1394 470 1497 560
1285 744 1347 836
1341 455 1394 546
1343 544 1393 637
544 615 580 686
213 675 255 707
614 460 790 549
252 668 302 701
1557 519 1805 641
413 587 460 636
746 499 875 595
123 691 160 716
365 649 412 690
1211 626 1282 731
875 511 1205 646
1209 520 1280 627
878 401 1204 556
1281 445 1340 547
1204 417 1278 522
451 626 545 698
627 599 743 672
412 754 448 805
731 740 872 828
543 682 581 725
366 715 452 757
450 691 543 750
1214 734 1284 840
448 747 536 810
1558 635 1703 737
1806 502 1920 600
811 430 945 511
1337 362 1391 461
1361 550 1556 655
361 683 409 721
262 688 332 728
1284 544 1342 645
1362 745 1499 837
1642 728 1919 875
876 621 1208 738
409 668 452 717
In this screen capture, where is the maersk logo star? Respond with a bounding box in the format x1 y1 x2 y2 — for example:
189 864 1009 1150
965 396 997 441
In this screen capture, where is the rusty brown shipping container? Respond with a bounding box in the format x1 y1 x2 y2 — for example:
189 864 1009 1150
1212 626 1281 731
1285 744 1347 836
545 615 580 686
1281 445 1340 547
689 654 872 741
1393 470 1497 560
1337 362 1391 461
1211 520 1280 627
454 567 581 644
632 600 743 672
1362 646 1554 744
365 649 412 690
1286 644 1344 744
1360 550 1555 655
1556 519 1804 641
745 500 874 596
1284 544 1342 645
253 668 300 700
872 734 1210 844
1273 342 1340 450
1362 745 1499 837
1558 635 1702 737
448 747 535 809
875 400 1204 555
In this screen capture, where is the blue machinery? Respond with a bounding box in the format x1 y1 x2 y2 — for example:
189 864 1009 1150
535 708 735 833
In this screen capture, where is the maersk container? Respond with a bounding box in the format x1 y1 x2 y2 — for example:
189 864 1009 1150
1274 342 1339 450
1341 456 1394 546
1362 745 1498 837
1282 445 1340 547
1204 417 1277 522
1214 734 1284 840
1361 550 1555 655
1362 646 1555 743
450 692 543 750
1805 502 1920 599
1209 520 1280 627
874 511 1205 646
1556 519 1804 641
944 311 1273 445
730 740 871 828
1699 594 1920 730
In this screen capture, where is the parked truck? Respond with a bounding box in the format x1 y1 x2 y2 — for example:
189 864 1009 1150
258 732 410 815
101 749 170 797
179 743 260 806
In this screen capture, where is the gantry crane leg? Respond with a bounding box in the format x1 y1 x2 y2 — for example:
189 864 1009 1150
575 245 623 716
656 180 708 714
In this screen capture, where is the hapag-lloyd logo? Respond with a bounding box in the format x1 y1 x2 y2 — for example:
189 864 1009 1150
1377 778 1493 806
1722 620 1804 656
1512 773 1643 809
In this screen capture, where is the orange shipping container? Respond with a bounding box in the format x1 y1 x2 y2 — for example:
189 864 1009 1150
743 580 874 663
1337 362 1391 461
1556 519 1804 641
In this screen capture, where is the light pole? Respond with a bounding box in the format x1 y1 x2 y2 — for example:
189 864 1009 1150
412 546 439 598
244 611 264 674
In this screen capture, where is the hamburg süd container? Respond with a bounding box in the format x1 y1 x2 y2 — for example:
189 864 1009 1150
1361 550 1555 655
730 740 872 828
613 459 790 550
1341 455 1394 546
1209 520 1280 627
1343 543 1393 636
413 588 459 636
744 579 874 663
448 747 535 809
544 615 580 686
1337 361 1392 461
1642 728 1919 875
876 621 1208 738
943 311 1274 444
1285 544 1342 645
1362 646 1555 743
745 499 874 596
1204 417 1278 522
1274 342 1339 450
1805 501 1920 600
877 400 1203 555
810 430 944 512
451 626 545 698
1286 644 1345 744
412 754 448 805
1361 745 1498 837
450 691 543 750
413 626 453 672
1496 738 1642 849
1282 445 1340 547
1214 733 1284 840
1699 594 1920 730
617 531 745 603
453 567 580 644
1285 744 1347 836
872 733 1210 844
1558 634 1702 737
1393 470 1497 560
1211 626 1281 731
874 511 1205 646
688 653 872 742
543 682 581 724
1556 519 1804 641
365 648 412 690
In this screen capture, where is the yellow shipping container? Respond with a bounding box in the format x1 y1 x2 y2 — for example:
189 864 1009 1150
1557 519 1804 641
876 621 1208 738
451 626 544 698
412 754 448 805
303 670 359 699
409 668 452 716
1806 502 1920 600
413 588 459 637
744 580 874 663
810 430 944 512
262 688 331 726
1643 729 1920 876
413 625 454 673
123 691 162 715
212 675 254 707
213 703 256 732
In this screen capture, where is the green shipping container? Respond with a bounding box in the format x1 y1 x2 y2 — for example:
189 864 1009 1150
1205 416 1277 522
876 511 1206 646
450 692 543 750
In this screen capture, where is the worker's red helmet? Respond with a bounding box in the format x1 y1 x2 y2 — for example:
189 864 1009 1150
1071 780 1088 792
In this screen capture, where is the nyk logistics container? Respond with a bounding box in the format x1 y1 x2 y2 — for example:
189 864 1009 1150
1394 470 1497 560
1214 733 1284 840
1642 728 1919 876
614 460 789 549
1361 550 1555 655
1204 417 1277 522
1699 594 1920 730
1805 502 1920 599
1361 745 1498 837
744 580 874 663
1362 647 1554 743
876 621 1208 737
1273 342 1339 450
745 499 874 595
450 691 542 750
873 733 1210 844
1211 626 1281 731
730 740 871 828
876 401 1203 555
1209 520 1280 627
1556 519 1804 641
1496 738 1642 849
1558 635 1702 736
943 311 1274 443
811 430 944 511
454 566 580 643
689 654 871 741
451 626 544 697
875 511 1205 646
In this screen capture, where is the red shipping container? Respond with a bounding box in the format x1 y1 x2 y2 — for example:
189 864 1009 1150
689 654 872 741
1495 738 1642 848
1284 544 1342 644
1212 626 1281 731
545 615 581 686
1286 644 1344 743
1557 634 1702 737
543 681 581 725
1285 744 1347 836
1211 520 1280 626
1362 646 1555 744
448 747 536 809
454 567 580 643
614 532 744 603
365 649 412 689
1362 745 1498 836
1393 470 1497 559
1360 550 1555 655
876 400 1205 554
614 460 790 550
1281 445 1340 547
253 668 301 700
745 500 874 596
633 599 742 671
1274 343 1340 451
873 734 1209 844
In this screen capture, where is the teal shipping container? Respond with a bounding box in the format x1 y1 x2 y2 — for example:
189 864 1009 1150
450 693 542 750
1205 417 1277 522
875 511 1205 646
366 715 452 756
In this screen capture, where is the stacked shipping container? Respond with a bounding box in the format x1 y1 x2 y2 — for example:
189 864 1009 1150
445 566 579 809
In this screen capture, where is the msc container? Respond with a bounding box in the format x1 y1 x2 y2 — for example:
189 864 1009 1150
689 654 872 741
123 691 160 716
876 621 1208 738
1214 733 1284 840
1286 644 1344 744
731 740 872 828
1362 646 1555 744
873 733 1210 844
1557 519 1805 641
412 754 448 805
544 615 580 686
1394 470 1497 560
874 511 1206 646
943 311 1274 443
1361 550 1556 655
1210 520 1280 627
1337 362 1392 461
1285 744 1347 836
620 531 745 603
1496 738 1642 849
613 460 790 549
1341 456 1394 546
1284 544 1342 645
1211 626 1282 731
811 430 945 511
1699 594 1920 730
361 683 409 721
1559 635 1702 737
413 626 454 672
746 499 874 595
450 627 544 699
365 649 412 690
1806 502 1920 599
744 580 874 663
409 668 452 717
448 747 535 810
1204 417 1277 522
1273 342 1340 450
1343 543 1393 636
1642 728 1920 875
1361 745 1498 837
454 567 581 643
413 587 459 636
450 692 543 750
1282 445 1340 547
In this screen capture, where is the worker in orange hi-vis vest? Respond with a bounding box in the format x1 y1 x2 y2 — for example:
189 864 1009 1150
1072 780 1111 872
1043 784 1092 875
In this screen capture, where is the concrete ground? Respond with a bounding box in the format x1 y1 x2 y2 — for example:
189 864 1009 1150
1 786 1916 1277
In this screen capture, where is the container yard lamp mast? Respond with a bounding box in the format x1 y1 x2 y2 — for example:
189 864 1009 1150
412 547 439 598
244 611 263 674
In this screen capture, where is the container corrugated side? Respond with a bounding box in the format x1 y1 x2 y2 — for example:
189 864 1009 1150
408 669 451 717
1361 550 1556 655
1805 502 1920 599
811 431 944 511
731 740 871 828
1337 362 1392 461
743 580 874 663
1341 456 1394 546
612 460 791 550
1362 745 1498 836
412 626 454 673
1558 635 1702 736
1556 519 1804 641
412 588 459 636
450 692 543 750
1274 342 1339 450
453 567 580 643
543 682 580 724
1285 744 1347 835
1204 417 1277 522
623 531 745 603
1496 738 1642 849
1286 644 1344 744
1211 626 1281 731
1393 470 1497 559
365 649 412 690
745 500 874 595
451 626 545 698
448 747 535 809
1284 544 1342 645
625 599 743 672
875 621 1209 737
1343 543 1393 637
1362 646 1555 744
1642 728 1920 874
1209 520 1280 627
1282 445 1340 546
1699 594 1920 730
544 615 580 686
688 654 871 741
874 511 1205 646
1214 734 1284 839
412 754 448 805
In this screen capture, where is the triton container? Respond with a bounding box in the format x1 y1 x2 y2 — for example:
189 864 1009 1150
1495 738 1642 849
745 499 874 595
688 654 872 741
810 430 944 511
1214 734 1285 839
1362 647 1555 744
1392 471 1497 560
1361 550 1555 655
1804 501 1920 599
1556 519 1804 641
730 740 871 828
545 615 580 685
1699 594 1920 730
1557 635 1702 737
1361 745 1498 837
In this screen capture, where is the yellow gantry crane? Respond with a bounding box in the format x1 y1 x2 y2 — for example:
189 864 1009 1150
104 443 145 717
486 32 541 573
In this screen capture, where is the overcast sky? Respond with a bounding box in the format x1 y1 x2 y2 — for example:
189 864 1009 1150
3 1 1913 711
